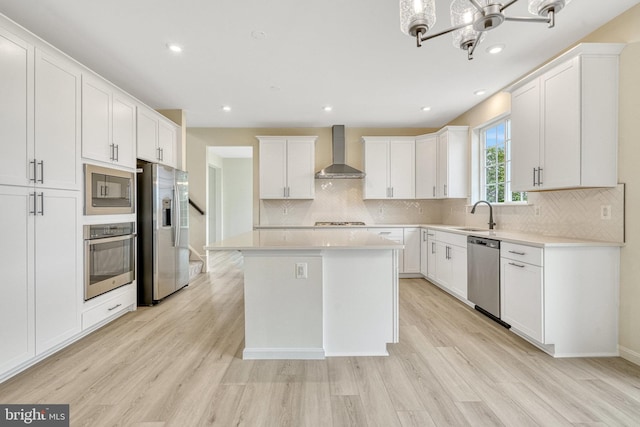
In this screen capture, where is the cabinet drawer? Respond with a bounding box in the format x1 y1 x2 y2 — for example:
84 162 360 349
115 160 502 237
368 228 403 243
501 242 543 266
82 286 135 330
435 231 467 248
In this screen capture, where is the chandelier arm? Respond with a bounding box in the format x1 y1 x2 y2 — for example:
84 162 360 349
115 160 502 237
467 0 486 13
504 16 551 24
419 22 472 43
500 0 520 11
468 37 479 60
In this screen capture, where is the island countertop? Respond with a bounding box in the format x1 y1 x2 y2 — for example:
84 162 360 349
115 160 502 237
204 229 404 251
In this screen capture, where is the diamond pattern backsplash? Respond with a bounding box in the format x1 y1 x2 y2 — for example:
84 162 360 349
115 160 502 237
260 181 624 243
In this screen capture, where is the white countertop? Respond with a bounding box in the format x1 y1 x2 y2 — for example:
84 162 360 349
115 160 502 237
252 224 623 248
205 229 404 251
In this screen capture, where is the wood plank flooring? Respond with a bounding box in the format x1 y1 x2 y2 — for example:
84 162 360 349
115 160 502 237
1 251 640 426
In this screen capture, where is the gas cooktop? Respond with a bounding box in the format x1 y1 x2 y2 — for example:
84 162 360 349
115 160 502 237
314 221 366 226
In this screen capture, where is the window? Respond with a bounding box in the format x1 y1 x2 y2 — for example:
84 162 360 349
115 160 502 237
481 118 526 203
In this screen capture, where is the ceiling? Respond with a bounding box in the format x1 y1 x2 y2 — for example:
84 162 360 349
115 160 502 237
1 0 638 128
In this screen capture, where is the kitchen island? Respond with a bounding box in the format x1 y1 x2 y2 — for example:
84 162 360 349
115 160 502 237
205 229 402 359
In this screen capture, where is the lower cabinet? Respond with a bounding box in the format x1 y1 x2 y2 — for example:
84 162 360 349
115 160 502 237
82 283 136 331
431 231 468 300
403 228 421 274
419 229 429 276
501 255 543 342
0 186 81 376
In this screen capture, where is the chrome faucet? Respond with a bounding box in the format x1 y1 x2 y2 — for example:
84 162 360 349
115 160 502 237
471 200 496 230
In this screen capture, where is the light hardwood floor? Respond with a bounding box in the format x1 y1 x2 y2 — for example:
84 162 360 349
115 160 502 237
1 251 640 426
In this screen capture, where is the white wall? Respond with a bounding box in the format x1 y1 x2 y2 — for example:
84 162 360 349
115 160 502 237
222 157 253 239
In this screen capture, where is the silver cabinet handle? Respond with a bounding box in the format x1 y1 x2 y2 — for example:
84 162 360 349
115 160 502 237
108 303 122 311
29 192 36 215
431 242 435 254
37 160 44 184
379 231 391 235
110 143 115 161
432 186 435 197
422 231 427 241
538 167 543 186
390 187 394 198
30 160 37 182
509 262 525 268
37 192 44 215
115 144 119 162
508 250 526 256
444 184 447 196
533 167 536 186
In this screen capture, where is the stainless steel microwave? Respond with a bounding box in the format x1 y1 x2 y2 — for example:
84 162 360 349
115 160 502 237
84 164 135 215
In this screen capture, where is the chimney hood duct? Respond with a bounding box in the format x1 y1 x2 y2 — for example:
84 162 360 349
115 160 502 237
315 125 365 179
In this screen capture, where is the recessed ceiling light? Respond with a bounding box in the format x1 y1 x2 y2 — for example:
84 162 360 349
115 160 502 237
323 106 333 112
421 106 431 112
222 105 231 112
251 30 266 40
486 44 505 55
167 43 183 53
474 89 486 96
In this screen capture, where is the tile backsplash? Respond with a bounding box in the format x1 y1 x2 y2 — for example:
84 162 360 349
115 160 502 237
259 180 625 243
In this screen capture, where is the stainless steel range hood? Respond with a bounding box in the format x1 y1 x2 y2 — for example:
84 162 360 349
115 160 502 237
315 125 365 179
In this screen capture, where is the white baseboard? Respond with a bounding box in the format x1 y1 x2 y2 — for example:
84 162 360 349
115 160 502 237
242 348 325 360
619 345 640 366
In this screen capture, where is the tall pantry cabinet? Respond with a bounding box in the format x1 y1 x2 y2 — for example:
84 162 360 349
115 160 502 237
0 26 81 375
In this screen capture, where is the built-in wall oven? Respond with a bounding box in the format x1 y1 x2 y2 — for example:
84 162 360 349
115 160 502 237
84 222 136 300
84 164 135 215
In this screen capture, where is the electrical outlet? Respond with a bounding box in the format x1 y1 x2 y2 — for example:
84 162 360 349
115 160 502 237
418 207 424 214
295 262 308 279
534 206 541 217
601 205 612 220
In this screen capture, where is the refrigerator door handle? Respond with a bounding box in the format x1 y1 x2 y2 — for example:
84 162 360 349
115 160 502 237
174 184 180 247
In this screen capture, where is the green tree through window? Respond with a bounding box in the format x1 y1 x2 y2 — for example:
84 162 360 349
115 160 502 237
482 119 526 203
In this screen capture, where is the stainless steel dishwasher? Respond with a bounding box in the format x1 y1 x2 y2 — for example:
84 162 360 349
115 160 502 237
467 236 509 328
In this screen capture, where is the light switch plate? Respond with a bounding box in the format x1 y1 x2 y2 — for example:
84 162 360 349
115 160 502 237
601 205 612 220
295 262 308 279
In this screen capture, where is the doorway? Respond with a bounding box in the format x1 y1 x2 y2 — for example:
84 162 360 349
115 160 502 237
206 146 253 245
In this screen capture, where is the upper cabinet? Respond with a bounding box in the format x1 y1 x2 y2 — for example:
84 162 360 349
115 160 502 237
0 29 81 191
508 43 623 192
362 137 415 199
415 126 468 199
258 136 316 199
82 73 136 169
137 106 179 168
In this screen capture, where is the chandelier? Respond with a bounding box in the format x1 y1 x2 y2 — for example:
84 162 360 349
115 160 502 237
400 0 572 60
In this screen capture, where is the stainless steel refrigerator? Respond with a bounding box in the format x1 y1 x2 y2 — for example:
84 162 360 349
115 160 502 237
137 162 190 305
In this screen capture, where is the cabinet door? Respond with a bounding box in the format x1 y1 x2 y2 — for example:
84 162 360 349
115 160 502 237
435 242 452 290
403 228 421 273
137 107 159 163
81 75 112 163
35 189 80 354
437 133 449 198
511 79 541 192
427 234 437 281
443 128 469 198
389 139 415 199
34 49 81 191
541 58 581 189
501 258 543 342
286 138 315 199
415 135 438 199
449 244 468 299
0 186 35 373
363 139 389 199
158 118 177 168
420 229 429 276
259 139 287 198
112 92 136 168
0 29 33 187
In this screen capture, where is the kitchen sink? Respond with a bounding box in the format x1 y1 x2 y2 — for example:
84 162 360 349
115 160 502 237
452 227 488 232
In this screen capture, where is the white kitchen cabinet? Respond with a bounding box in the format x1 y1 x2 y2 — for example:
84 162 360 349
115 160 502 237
258 136 316 199
403 227 421 274
431 231 468 300
436 127 468 199
137 106 179 168
419 229 429 276
415 134 438 199
426 230 437 281
0 28 33 188
0 37 81 191
82 73 136 168
509 43 623 192
362 137 415 199
501 254 543 342
0 186 81 374
500 241 619 357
